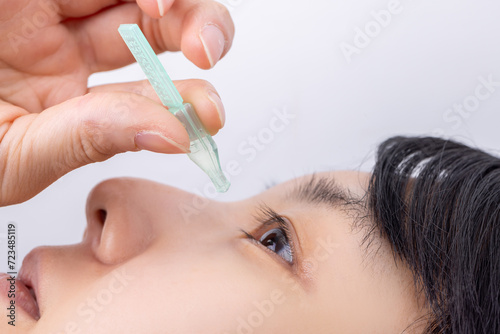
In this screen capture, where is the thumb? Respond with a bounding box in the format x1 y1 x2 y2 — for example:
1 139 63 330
0 91 189 205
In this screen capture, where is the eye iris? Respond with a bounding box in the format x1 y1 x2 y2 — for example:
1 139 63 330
259 228 292 263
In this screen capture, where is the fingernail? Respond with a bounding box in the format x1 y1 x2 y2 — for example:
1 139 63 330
135 132 190 154
157 0 166 16
207 91 226 128
200 24 225 68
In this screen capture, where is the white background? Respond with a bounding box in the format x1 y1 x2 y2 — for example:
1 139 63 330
1 0 499 266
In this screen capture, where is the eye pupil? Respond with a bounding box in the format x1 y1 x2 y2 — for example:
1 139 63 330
259 228 292 264
263 233 277 248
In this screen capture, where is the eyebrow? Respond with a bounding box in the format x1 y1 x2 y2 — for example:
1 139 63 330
286 174 367 212
287 174 383 258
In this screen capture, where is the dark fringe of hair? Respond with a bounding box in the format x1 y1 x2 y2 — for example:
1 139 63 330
368 136 500 334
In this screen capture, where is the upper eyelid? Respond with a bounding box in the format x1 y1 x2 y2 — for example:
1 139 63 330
254 205 285 226
252 207 288 239
251 204 299 263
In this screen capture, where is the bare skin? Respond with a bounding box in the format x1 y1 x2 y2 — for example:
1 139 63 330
0 2 429 332
1 171 429 333
0 0 234 206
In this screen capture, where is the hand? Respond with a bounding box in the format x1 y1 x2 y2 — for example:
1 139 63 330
0 0 234 206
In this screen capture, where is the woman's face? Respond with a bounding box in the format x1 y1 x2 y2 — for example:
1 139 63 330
3 172 427 334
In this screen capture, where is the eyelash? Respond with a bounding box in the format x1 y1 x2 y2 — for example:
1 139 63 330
241 206 296 266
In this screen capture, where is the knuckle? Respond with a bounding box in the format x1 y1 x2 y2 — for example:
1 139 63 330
79 119 112 163
78 107 115 163
76 92 138 163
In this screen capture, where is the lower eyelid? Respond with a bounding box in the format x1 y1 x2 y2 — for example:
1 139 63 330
245 236 294 268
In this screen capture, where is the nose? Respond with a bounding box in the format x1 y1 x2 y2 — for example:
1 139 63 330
84 177 214 265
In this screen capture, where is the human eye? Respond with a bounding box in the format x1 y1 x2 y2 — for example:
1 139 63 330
241 205 296 266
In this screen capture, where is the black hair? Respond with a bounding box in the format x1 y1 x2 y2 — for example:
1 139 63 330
368 136 500 334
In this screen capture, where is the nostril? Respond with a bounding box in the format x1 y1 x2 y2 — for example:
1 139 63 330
97 209 107 225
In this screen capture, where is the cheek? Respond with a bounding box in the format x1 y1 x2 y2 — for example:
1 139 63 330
146 251 290 333
65 248 289 333
308 234 404 333
302 230 370 332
